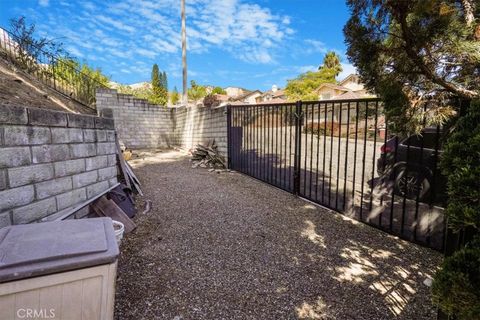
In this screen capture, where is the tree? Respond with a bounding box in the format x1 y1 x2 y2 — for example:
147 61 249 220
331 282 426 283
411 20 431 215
344 0 480 133
188 80 207 102
203 94 221 108
211 86 226 95
344 1 480 318
162 71 168 91
319 51 342 77
117 84 153 101
151 64 161 89
285 66 337 101
150 64 167 106
9 16 67 72
171 86 180 105
54 58 110 104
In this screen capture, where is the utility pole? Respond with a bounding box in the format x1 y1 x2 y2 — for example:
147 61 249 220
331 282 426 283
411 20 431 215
181 0 187 105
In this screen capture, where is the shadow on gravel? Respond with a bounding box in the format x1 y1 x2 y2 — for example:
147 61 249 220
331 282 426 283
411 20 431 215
115 150 442 320
233 148 445 251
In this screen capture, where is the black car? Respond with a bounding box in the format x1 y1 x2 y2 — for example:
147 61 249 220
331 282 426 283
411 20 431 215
377 128 446 202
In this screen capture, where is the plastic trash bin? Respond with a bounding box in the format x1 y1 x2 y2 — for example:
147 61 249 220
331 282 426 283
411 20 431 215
0 217 119 320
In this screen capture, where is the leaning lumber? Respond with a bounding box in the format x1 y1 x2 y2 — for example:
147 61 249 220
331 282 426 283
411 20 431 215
51 183 120 221
115 138 132 190
92 196 136 233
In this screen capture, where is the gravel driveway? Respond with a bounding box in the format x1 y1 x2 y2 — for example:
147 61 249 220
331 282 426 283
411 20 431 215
115 150 442 320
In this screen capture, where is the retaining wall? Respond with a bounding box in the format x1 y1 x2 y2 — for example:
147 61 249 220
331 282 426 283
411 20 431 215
173 106 228 155
96 88 228 156
0 105 118 227
96 89 175 149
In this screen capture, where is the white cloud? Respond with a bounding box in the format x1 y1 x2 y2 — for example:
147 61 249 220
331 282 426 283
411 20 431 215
95 15 136 33
338 63 357 81
38 0 294 84
297 65 318 73
66 46 83 58
39 0 49 7
304 39 329 54
180 0 292 63
136 48 157 59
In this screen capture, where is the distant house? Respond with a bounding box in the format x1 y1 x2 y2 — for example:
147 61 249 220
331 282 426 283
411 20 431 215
224 86 249 98
231 90 263 104
256 85 287 104
315 74 375 100
128 82 152 90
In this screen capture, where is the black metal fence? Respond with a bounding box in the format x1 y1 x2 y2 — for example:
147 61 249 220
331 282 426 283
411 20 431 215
0 27 106 108
227 99 446 251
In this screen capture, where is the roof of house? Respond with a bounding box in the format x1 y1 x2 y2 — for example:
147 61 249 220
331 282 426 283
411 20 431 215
335 91 362 100
262 89 285 98
213 94 230 102
338 74 359 86
314 83 350 93
232 90 263 101
256 97 287 105
228 101 249 106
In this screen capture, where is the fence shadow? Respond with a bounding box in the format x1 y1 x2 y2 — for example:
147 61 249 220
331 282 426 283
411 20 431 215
231 137 445 251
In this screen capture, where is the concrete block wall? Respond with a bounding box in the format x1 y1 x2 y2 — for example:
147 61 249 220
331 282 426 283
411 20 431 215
173 106 228 155
96 88 228 157
0 105 118 227
96 88 176 149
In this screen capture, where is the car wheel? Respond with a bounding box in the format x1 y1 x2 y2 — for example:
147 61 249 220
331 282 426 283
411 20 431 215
394 168 430 200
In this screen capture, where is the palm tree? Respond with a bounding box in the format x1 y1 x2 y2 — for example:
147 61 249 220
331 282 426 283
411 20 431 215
181 0 187 104
319 51 342 77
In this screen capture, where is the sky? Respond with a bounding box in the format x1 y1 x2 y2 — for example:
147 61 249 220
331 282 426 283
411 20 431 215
0 0 356 91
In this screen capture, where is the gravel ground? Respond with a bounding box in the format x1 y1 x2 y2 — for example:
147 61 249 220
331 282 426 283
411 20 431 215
115 150 442 320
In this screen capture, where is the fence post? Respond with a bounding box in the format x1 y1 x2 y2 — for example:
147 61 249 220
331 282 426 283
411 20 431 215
51 57 56 89
226 105 232 169
293 100 303 195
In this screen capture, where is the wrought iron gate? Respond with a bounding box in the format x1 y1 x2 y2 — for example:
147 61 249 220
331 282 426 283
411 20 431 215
227 99 446 251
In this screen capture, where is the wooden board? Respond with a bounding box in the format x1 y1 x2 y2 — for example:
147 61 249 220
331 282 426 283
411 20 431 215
125 162 141 186
91 196 136 233
115 138 132 190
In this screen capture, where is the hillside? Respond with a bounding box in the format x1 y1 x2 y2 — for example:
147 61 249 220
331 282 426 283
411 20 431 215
0 57 96 115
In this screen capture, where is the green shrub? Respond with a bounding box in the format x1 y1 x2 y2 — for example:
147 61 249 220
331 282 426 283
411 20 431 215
440 100 480 231
432 237 480 320
434 99 480 318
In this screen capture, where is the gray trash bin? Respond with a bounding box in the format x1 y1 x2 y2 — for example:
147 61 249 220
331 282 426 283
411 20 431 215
0 217 119 320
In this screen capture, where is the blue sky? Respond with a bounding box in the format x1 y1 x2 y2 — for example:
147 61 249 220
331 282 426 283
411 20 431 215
1 0 356 91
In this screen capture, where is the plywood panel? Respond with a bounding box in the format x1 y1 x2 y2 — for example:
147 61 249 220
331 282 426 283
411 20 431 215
15 289 39 320
61 280 83 320
81 276 103 320
0 295 15 319
39 285 62 319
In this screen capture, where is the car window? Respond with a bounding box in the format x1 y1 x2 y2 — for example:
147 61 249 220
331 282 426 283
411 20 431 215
422 133 439 149
404 135 423 148
403 132 440 149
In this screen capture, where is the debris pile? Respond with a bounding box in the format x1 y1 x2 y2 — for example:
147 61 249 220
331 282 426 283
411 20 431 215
191 140 226 168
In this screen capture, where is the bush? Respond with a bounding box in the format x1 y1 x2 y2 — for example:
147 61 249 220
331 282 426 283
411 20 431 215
440 100 480 231
203 94 220 108
304 121 341 136
434 99 480 318
432 237 480 319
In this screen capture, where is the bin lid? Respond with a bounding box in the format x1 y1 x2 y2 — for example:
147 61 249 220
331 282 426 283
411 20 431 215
0 217 119 283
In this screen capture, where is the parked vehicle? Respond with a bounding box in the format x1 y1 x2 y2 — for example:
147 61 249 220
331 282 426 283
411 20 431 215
377 128 446 202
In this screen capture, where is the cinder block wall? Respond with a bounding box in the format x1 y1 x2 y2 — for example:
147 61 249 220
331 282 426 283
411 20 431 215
96 88 228 156
96 88 176 149
173 106 228 155
0 106 118 227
